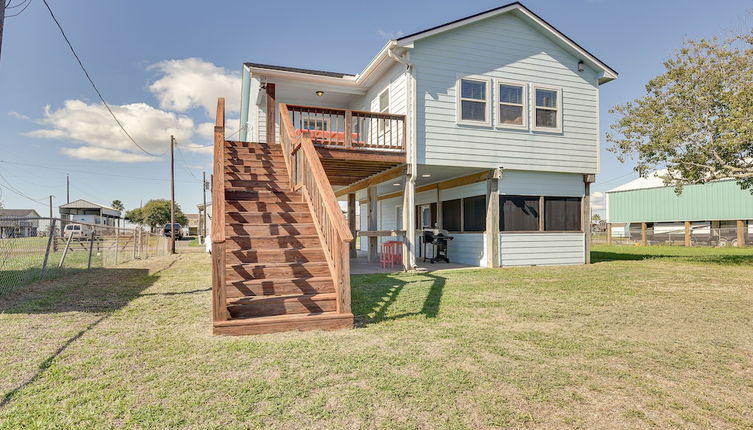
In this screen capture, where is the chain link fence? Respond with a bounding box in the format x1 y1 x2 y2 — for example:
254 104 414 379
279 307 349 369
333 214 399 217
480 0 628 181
0 217 170 294
592 221 751 247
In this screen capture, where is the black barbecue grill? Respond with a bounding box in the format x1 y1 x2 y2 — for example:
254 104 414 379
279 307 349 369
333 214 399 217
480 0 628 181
422 229 454 264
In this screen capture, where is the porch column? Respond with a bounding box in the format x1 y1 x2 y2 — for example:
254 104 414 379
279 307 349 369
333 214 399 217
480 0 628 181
348 193 357 258
265 83 276 145
485 168 501 268
402 171 416 270
583 174 595 264
367 185 378 263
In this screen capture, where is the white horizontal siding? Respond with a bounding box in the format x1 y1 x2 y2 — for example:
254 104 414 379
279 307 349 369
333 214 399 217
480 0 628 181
500 233 585 266
359 202 368 251
417 232 486 267
439 181 486 201
411 12 600 173
501 171 584 197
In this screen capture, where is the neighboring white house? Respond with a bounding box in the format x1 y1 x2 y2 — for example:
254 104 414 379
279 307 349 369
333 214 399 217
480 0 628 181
238 2 617 268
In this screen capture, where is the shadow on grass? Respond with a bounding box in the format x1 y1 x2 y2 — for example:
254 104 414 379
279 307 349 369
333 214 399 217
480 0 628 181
591 250 753 265
0 257 179 408
351 272 447 327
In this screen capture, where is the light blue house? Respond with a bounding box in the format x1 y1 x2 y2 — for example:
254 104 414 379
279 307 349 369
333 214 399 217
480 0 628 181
237 2 617 269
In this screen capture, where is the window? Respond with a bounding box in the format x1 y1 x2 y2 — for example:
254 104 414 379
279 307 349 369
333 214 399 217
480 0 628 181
441 199 461 231
533 86 561 131
463 195 486 232
379 89 389 113
302 118 329 131
415 203 437 230
457 78 490 125
500 196 539 231
497 81 527 128
544 197 581 231
395 205 403 230
378 89 390 134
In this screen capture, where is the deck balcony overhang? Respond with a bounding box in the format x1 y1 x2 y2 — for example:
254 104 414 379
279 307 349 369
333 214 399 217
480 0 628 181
282 104 406 186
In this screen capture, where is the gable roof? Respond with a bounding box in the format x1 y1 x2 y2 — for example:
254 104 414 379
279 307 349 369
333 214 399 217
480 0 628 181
244 62 355 79
396 1 618 83
0 209 41 218
59 199 118 211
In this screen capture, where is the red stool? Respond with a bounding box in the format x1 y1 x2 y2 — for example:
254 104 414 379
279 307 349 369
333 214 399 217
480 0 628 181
380 240 403 269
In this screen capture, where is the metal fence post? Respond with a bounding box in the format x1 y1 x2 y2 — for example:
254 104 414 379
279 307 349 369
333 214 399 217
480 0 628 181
40 219 57 280
87 230 96 269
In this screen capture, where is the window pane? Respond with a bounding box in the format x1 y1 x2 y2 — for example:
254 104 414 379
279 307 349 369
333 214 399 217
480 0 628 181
500 196 539 231
536 89 557 108
544 197 581 231
535 108 557 128
442 199 461 231
500 105 523 125
461 80 486 100
463 195 486 232
379 91 389 112
461 101 486 121
499 84 522 104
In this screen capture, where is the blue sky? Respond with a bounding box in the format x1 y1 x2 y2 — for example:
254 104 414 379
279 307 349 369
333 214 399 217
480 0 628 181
0 0 751 217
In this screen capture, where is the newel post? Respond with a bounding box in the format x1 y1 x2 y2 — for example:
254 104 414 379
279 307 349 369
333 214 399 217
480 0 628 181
212 98 229 322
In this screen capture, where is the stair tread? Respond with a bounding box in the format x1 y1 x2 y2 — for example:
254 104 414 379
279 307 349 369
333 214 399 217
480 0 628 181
226 275 333 285
228 292 336 303
214 311 352 326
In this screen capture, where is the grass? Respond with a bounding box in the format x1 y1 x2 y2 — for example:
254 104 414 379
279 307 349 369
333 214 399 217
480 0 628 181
1 245 753 428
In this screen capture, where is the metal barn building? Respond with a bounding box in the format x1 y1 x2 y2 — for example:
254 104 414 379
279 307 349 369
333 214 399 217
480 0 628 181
606 174 752 247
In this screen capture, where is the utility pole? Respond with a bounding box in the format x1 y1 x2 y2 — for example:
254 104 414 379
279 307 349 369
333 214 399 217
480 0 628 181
202 171 207 244
49 195 53 219
66 174 70 203
0 0 5 63
170 135 176 254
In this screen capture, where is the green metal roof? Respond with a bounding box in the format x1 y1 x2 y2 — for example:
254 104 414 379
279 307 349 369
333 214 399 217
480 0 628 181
607 180 753 223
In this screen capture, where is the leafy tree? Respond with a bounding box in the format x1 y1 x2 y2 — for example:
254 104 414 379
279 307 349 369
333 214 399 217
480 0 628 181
140 199 188 230
607 29 753 192
124 208 144 225
111 200 125 211
591 213 601 222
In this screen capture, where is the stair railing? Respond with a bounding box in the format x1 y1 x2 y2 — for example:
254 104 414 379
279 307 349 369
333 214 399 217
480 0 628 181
279 103 353 314
211 98 228 321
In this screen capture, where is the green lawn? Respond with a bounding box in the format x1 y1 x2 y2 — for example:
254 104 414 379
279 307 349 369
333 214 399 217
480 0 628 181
1 245 752 428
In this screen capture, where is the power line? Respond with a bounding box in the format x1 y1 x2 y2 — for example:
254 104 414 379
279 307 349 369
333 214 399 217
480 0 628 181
5 0 31 17
0 159 197 183
5 0 30 9
40 0 166 158
174 141 202 183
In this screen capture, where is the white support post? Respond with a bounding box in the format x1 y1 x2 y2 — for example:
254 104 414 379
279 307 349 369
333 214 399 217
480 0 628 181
367 185 378 263
485 168 502 268
402 170 416 271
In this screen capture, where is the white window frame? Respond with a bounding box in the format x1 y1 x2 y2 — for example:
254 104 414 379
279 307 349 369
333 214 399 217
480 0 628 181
395 204 403 230
301 117 330 131
531 85 563 133
456 75 491 126
378 88 390 113
494 79 528 130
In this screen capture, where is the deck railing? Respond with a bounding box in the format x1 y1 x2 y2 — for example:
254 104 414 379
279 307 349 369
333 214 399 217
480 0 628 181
279 103 353 314
285 104 405 152
211 98 228 322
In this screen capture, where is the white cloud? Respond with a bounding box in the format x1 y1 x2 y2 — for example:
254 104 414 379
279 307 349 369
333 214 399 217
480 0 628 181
26 100 195 162
377 28 404 40
148 58 241 116
9 111 31 120
591 191 606 211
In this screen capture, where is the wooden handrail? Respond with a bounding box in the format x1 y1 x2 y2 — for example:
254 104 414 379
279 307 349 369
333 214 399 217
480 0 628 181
211 98 228 322
286 103 406 121
279 103 353 314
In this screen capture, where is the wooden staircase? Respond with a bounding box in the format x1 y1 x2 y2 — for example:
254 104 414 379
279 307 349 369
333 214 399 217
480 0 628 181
211 99 354 335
